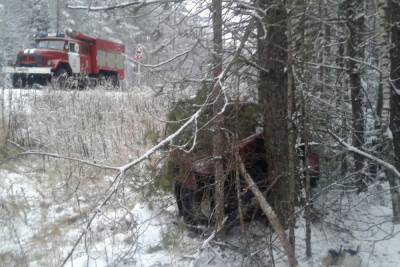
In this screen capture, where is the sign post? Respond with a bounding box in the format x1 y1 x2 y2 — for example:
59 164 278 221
134 45 144 86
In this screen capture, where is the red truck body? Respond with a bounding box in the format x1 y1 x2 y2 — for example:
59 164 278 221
172 132 321 224
3 30 125 88
175 132 320 191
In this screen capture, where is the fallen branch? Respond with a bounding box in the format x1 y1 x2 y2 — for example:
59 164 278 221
237 156 299 267
189 217 227 267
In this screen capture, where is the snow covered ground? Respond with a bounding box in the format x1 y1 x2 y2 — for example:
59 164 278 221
296 182 400 267
1 161 400 266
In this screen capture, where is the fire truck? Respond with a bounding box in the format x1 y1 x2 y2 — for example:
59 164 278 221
2 29 125 88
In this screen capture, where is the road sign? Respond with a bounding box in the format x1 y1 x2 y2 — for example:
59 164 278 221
134 46 144 62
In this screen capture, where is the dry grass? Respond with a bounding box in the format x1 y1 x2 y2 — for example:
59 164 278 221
0 88 172 266
14 90 167 164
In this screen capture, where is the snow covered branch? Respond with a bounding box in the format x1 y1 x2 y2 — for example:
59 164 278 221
124 49 191 69
18 151 121 172
67 0 183 11
141 50 191 69
328 130 400 178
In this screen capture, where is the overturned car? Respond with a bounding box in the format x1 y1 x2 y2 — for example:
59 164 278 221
170 132 320 225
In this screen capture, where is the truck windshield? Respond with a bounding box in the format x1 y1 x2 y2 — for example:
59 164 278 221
36 40 66 50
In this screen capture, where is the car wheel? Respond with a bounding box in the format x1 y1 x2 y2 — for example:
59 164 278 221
53 68 69 89
109 73 119 88
98 73 106 87
174 181 209 225
12 74 26 88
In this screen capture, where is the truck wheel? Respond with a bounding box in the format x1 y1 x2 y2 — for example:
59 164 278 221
98 73 106 87
27 75 36 88
109 74 119 88
174 181 184 217
175 182 209 225
12 74 26 88
53 68 69 89
77 76 88 90
180 186 198 224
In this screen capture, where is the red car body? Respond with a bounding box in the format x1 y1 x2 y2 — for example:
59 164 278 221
175 132 320 191
173 132 320 224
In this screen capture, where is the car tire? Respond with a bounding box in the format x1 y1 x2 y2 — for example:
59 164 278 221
98 73 106 87
109 73 119 88
53 68 69 89
12 74 26 89
174 181 208 225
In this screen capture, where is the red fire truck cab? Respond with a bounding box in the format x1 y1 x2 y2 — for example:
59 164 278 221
3 30 125 88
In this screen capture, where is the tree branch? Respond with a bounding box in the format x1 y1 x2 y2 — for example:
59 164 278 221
19 151 121 172
328 130 400 178
124 49 191 69
67 0 183 11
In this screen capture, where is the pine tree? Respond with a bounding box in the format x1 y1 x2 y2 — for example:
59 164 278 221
29 0 50 38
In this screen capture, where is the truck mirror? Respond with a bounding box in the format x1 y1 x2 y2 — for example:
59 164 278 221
69 43 75 52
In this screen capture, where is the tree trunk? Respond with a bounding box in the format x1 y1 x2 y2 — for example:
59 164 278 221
257 0 290 226
336 3 349 177
286 4 297 257
377 0 391 131
389 0 400 224
375 0 392 171
303 100 312 258
292 0 312 258
211 0 226 231
344 0 366 192
377 0 391 127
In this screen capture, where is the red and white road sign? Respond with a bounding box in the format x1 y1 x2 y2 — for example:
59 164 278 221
134 46 144 62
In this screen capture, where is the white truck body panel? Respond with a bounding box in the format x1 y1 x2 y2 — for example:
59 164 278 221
2 66 52 74
68 52 80 74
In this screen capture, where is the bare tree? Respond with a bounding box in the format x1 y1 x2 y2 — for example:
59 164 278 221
343 0 366 192
389 0 400 224
211 0 226 232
